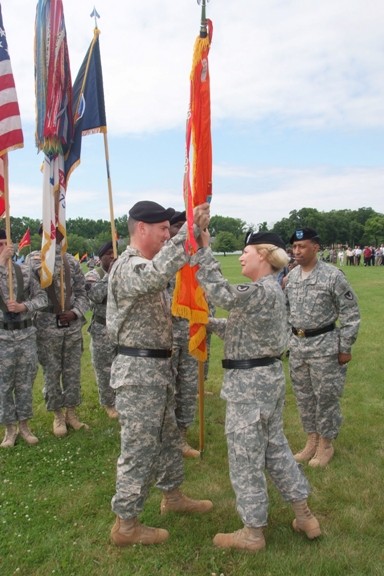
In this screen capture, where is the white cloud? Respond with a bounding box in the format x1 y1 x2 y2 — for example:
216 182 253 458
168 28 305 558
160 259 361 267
4 0 384 133
2 1 383 228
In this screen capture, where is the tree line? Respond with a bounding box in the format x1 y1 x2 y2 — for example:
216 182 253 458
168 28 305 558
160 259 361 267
6 206 384 256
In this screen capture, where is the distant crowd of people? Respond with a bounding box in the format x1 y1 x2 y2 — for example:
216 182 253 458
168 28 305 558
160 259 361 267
318 245 384 267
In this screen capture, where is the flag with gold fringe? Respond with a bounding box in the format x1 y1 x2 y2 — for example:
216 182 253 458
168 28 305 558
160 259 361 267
172 16 213 361
35 0 73 287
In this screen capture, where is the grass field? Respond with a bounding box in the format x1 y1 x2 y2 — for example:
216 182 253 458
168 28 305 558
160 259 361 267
0 259 383 576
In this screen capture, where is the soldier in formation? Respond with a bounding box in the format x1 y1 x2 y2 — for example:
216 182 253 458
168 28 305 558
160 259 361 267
0 229 47 447
27 228 89 437
85 240 118 419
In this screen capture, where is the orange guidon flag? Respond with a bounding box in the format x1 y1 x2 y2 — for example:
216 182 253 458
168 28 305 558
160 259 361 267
172 18 213 362
18 228 31 251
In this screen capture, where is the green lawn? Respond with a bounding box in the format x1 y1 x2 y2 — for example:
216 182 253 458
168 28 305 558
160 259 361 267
0 259 383 576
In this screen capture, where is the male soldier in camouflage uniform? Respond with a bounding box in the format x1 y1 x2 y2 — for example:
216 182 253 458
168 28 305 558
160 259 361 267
168 211 200 457
27 229 89 437
285 227 360 467
85 241 117 419
0 229 48 447
107 200 212 547
190 225 320 552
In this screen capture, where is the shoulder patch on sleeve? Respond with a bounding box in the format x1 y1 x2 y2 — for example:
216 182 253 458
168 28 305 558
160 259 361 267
236 284 250 293
344 291 354 300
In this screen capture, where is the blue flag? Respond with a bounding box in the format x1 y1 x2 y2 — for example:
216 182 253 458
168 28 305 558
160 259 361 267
65 30 106 180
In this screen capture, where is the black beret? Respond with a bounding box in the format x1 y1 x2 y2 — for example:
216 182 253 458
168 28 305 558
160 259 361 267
170 210 186 225
129 201 175 224
289 227 320 244
0 229 6 240
98 240 113 258
245 230 286 250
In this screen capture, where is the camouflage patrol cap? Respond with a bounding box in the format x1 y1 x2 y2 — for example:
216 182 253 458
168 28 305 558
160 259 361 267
129 201 175 224
289 227 320 244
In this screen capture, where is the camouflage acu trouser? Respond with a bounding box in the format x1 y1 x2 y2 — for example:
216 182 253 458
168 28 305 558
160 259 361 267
289 353 346 439
0 329 38 424
112 380 184 520
89 322 116 407
225 395 310 528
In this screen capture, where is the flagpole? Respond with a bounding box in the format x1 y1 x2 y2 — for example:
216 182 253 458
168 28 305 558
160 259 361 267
103 132 118 259
3 155 14 299
83 16 118 259
197 0 209 459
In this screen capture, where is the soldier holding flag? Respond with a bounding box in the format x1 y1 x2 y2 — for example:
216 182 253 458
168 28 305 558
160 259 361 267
0 229 48 447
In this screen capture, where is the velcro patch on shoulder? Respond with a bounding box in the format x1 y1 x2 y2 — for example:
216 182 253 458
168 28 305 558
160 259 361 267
344 291 354 300
237 285 250 292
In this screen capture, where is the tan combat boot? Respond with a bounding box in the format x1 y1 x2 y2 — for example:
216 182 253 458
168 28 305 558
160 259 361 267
110 516 169 546
294 433 319 463
160 488 213 515
105 405 119 419
1 423 18 448
213 526 265 552
179 427 200 458
309 436 334 467
53 409 67 437
292 499 321 539
18 420 39 445
65 407 89 431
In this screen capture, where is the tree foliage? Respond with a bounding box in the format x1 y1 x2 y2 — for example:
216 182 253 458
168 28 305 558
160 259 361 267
270 207 384 246
212 231 240 255
3 206 384 257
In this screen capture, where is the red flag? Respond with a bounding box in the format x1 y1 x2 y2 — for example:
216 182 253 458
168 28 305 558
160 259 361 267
18 228 31 251
172 18 213 362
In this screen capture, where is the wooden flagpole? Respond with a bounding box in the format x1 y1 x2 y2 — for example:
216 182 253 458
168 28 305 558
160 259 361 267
3 155 14 299
90 11 118 259
198 0 209 459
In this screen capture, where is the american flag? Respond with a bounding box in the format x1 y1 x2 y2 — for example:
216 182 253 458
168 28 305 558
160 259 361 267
0 4 24 217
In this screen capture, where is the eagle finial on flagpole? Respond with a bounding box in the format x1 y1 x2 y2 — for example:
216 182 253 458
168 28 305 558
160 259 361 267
90 6 100 29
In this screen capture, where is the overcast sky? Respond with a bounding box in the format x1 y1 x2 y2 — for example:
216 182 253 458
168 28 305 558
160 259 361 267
3 0 384 229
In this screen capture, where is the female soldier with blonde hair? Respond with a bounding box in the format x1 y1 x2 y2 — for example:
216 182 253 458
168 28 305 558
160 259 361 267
190 224 321 553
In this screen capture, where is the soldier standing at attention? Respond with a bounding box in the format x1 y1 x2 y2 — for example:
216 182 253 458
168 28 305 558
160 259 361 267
190 224 320 552
107 200 212 547
285 228 360 467
85 241 118 419
0 229 48 447
27 229 89 437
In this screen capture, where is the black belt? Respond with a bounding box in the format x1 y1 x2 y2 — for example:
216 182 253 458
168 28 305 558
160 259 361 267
0 319 33 331
94 315 106 326
292 322 335 338
117 346 172 358
222 357 280 370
